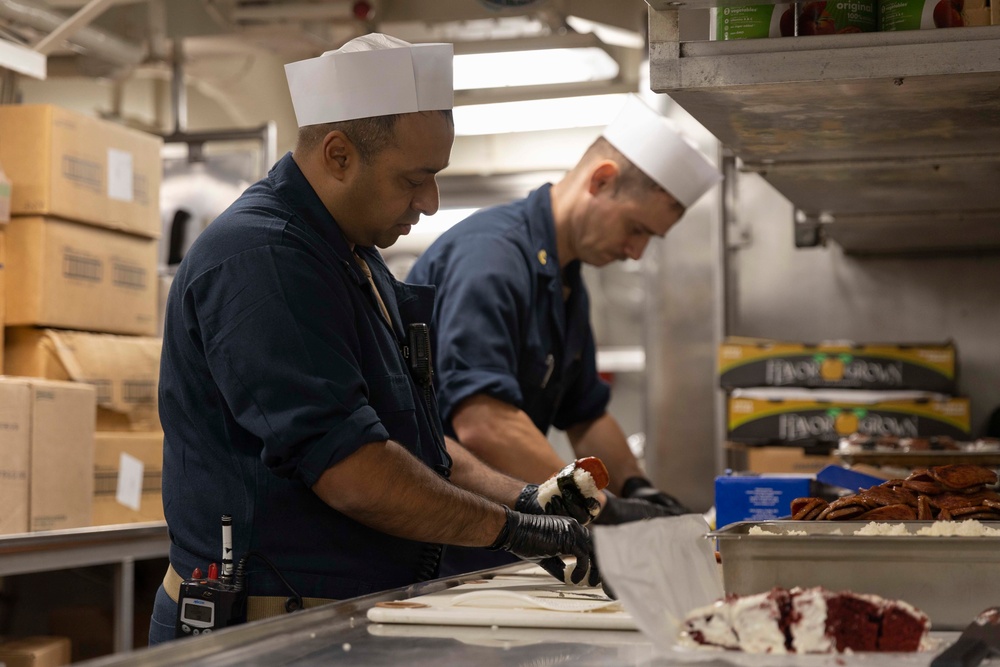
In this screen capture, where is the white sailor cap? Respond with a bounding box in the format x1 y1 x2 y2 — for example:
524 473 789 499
284 33 454 128
602 95 722 208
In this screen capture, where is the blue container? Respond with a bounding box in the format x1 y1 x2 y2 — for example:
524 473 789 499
715 473 814 530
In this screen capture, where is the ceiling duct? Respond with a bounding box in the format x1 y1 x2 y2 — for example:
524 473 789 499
0 0 144 70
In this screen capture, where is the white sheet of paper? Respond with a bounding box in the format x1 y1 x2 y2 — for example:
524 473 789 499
116 452 143 510
593 515 723 658
107 148 134 202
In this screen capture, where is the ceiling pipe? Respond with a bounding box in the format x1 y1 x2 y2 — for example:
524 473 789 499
0 0 144 68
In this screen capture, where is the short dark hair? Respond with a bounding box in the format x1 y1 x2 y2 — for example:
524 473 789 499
580 136 665 198
296 110 454 164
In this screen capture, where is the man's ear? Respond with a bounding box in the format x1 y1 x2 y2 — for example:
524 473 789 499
322 130 352 179
588 160 619 196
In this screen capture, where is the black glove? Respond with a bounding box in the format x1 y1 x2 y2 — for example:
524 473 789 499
593 490 686 525
490 506 601 587
621 476 690 515
515 483 598 526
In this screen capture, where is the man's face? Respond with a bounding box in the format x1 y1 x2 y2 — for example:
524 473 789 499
344 112 454 249
576 187 685 267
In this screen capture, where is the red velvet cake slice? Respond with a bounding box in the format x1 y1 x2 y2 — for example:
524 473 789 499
679 586 930 654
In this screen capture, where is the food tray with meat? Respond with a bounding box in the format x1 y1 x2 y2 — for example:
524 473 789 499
792 464 1000 521
708 519 1000 630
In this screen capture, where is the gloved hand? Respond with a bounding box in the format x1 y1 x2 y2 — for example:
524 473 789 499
490 506 601 587
621 476 690 516
515 483 598 526
592 491 682 525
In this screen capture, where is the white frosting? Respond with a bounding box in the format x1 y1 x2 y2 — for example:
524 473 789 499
678 600 739 650
748 526 806 536
916 519 1000 537
730 593 788 654
790 588 833 654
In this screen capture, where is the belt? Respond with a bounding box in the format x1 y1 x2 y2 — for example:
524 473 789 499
163 564 335 622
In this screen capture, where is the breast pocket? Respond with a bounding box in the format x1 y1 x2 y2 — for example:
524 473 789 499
520 353 564 430
366 374 419 444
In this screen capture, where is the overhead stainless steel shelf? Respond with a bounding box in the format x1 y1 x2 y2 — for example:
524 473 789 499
646 8 1000 253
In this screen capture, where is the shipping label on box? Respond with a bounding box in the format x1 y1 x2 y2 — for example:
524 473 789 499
0 378 32 535
728 394 971 445
715 474 814 530
718 337 957 392
0 104 161 237
30 379 96 531
5 328 161 432
93 431 164 525
4 216 157 335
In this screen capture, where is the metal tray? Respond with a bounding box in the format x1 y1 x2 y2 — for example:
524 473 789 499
835 450 1000 467
709 520 1000 630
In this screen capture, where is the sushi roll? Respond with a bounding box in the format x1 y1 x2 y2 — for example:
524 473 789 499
536 457 610 521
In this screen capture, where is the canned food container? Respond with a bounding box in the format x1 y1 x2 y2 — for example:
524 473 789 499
711 4 795 39
880 0 989 30
797 0 877 34
710 520 1000 630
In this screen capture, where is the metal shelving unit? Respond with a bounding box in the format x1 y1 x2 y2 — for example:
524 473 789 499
646 5 1000 253
0 522 169 653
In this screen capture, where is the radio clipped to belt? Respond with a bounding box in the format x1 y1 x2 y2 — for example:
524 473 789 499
175 515 247 638
175 515 304 638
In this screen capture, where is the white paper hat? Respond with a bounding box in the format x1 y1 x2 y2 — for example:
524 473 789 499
602 95 722 208
284 33 454 127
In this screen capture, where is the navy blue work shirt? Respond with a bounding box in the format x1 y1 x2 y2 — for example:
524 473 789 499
407 184 610 575
159 152 451 600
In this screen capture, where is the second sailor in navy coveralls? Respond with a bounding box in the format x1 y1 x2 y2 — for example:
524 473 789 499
408 95 723 576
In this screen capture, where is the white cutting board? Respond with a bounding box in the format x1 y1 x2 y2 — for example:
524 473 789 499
366 567 637 631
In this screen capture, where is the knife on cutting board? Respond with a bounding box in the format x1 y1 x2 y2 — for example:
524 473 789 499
932 607 1000 667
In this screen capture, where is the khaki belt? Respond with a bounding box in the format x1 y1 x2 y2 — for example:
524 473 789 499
163 564 334 622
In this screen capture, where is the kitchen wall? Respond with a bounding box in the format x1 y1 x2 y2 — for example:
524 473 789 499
651 166 1000 513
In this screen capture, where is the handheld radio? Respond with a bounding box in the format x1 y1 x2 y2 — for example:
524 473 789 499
175 515 248 638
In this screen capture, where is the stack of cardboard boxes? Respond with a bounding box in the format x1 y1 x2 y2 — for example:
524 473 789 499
718 337 968 474
0 104 165 533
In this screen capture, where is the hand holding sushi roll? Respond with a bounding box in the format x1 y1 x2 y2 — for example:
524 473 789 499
489 507 601 587
515 457 610 525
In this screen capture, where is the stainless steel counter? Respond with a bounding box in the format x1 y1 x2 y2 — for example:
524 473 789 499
73 561 969 666
71 563 721 667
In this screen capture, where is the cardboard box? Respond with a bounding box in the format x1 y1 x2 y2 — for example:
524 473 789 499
726 442 838 475
964 7 991 24
0 377 95 534
727 390 971 446
715 474 814 530
0 104 161 238
30 379 96 531
0 228 5 370
718 337 957 392
0 636 71 667
4 216 157 335
93 431 164 525
0 378 31 534
5 328 161 432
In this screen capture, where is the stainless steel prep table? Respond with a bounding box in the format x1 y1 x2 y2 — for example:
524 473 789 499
72 561 977 667
70 563 706 667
